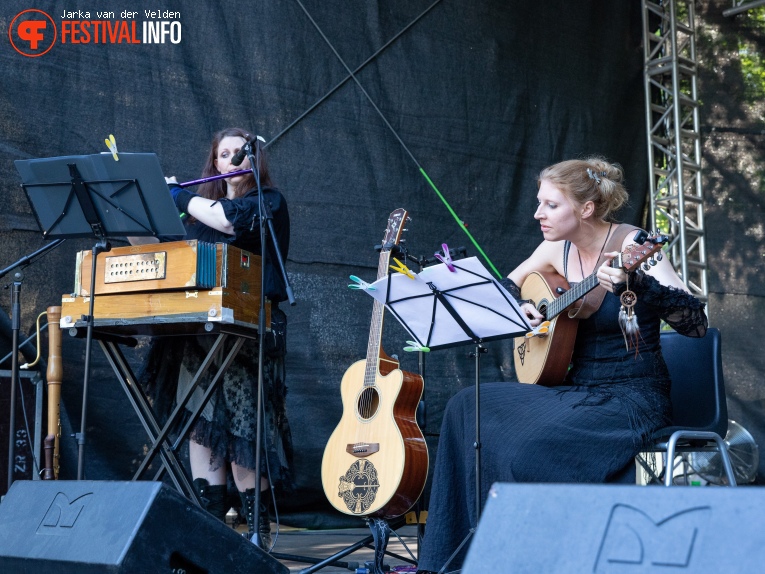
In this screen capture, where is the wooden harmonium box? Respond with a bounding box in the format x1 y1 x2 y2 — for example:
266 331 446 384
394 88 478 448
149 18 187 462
60 240 270 333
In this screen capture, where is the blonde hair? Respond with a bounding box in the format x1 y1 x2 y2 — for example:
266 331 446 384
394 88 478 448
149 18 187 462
538 156 628 222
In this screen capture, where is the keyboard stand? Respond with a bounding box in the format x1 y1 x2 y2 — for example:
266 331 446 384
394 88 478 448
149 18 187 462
66 319 259 506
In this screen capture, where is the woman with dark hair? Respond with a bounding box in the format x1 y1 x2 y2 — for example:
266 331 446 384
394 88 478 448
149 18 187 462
138 127 292 550
415 156 707 573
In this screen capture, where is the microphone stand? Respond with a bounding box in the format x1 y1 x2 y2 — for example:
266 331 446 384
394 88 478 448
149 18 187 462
1 239 66 491
239 137 295 549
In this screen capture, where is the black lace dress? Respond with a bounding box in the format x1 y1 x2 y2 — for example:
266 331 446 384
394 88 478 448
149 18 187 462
416 271 707 572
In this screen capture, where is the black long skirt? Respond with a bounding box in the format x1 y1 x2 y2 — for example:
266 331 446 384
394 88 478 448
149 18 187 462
416 380 656 572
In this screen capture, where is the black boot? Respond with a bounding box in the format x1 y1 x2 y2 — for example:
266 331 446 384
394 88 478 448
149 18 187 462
193 478 228 522
239 488 272 550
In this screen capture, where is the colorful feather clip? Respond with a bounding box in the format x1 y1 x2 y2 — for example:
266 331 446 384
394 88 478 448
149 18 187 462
348 275 376 291
433 243 456 272
403 340 430 353
525 320 551 339
390 257 415 279
104 134 118 161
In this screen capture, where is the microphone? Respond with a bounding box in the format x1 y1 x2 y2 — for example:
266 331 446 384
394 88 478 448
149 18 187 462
230 135 265 167
230 141 251 167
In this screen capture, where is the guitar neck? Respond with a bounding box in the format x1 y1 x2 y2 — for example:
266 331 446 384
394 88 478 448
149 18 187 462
364 249 392 386
546 271 600 320
544 233 667 320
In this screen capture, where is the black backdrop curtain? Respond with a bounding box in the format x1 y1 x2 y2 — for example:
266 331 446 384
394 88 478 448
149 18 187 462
1 1 647 524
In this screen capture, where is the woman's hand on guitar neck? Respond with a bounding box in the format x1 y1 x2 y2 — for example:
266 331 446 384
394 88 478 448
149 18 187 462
597 251 629 293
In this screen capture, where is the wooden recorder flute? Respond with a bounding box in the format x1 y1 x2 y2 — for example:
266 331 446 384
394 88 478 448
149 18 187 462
43 306 62 480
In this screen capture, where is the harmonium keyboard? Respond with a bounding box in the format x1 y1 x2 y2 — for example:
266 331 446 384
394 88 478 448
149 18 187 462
60 240 270 335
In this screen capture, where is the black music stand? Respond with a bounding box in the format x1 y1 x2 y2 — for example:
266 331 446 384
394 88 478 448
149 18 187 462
365 256 531 572
14 153 186 480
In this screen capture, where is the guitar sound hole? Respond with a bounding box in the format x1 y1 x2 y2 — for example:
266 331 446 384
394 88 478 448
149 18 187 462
357 387 380 420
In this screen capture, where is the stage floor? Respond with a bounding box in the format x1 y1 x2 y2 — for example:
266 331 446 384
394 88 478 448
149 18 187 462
240 523 421 573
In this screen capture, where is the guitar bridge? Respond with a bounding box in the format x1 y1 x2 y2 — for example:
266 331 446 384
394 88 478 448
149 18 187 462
346 443 380 458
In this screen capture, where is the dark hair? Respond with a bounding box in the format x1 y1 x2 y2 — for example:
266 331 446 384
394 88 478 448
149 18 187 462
537 156 628 222
196 127 273 201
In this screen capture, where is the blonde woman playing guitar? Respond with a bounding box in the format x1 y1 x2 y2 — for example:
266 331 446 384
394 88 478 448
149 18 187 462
415 157 708 574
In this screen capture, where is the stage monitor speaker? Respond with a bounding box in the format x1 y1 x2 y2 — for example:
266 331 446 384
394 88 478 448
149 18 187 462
462 483 765 573
0 480 288 574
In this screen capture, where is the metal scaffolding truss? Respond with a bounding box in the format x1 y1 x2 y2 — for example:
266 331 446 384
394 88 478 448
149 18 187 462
641 0 708 300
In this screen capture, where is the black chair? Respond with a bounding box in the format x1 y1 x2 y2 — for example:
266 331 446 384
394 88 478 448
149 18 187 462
638 327 737 486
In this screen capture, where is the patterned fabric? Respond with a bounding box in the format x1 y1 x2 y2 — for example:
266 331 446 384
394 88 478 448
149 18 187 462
498 277 530 306
178 307 293 488
498 277 522 301
615 272 708 338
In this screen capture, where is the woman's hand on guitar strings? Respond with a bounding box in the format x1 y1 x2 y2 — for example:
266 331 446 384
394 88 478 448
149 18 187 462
521 302 545 327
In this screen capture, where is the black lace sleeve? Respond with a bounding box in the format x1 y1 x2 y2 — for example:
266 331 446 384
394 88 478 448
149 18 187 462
499 277 531 306
617 273 708 337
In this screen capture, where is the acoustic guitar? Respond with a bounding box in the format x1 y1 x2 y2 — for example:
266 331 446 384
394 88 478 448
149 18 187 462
321 209 429 519
514 233 668 386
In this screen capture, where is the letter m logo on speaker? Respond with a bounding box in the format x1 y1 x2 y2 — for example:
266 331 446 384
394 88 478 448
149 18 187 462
593 504 711 572
36 492 93 536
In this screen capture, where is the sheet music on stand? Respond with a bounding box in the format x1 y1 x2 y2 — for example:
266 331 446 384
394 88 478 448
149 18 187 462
364 256 532 349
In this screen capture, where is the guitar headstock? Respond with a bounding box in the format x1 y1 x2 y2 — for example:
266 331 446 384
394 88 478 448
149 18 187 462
614 232 669 272
380 208 409 250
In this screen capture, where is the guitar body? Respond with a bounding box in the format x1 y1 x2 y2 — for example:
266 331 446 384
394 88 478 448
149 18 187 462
321 350 428 518
513 271 578 386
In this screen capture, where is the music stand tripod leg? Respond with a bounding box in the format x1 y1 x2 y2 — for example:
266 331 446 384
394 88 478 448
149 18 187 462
284 535 374 574
285 517 415 574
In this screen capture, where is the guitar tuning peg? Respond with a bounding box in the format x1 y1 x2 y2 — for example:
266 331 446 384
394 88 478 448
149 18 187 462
656 253 663 261
649 258 658 266
642 262 651 271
